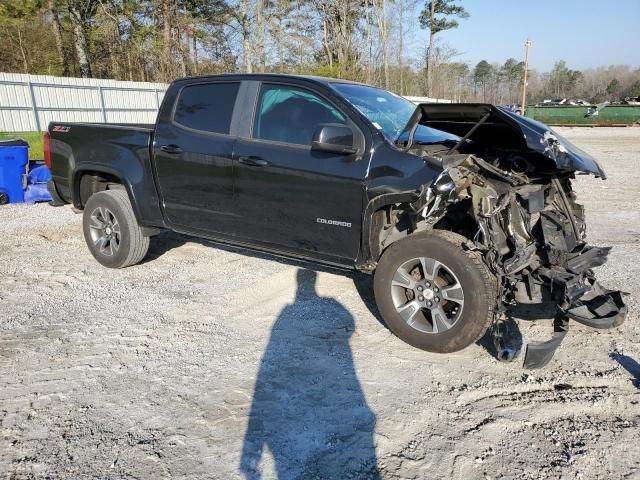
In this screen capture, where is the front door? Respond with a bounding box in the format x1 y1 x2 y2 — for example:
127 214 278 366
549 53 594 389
233 82 368 263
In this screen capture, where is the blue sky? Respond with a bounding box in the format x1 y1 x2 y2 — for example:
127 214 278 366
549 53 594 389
410 0 640 72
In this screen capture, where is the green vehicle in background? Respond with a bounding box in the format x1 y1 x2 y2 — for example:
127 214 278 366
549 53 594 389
525 103 640 126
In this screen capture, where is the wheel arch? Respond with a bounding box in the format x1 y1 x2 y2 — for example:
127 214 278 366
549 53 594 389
358 193 479 271
73 167 142 224
357 191 418 270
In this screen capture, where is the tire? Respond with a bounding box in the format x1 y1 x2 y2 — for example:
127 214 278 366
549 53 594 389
373 230 497 353
82 189 149 269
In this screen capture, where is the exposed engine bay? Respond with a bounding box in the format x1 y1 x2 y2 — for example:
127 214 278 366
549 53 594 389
396 104 628 368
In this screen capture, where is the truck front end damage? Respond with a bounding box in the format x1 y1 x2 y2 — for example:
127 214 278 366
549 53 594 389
401 104 627 368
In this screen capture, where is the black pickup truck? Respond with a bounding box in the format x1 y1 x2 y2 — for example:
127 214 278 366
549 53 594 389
45 74 627 367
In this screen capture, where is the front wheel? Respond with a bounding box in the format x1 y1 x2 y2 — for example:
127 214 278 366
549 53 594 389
373 230 497 353
82 189 149 268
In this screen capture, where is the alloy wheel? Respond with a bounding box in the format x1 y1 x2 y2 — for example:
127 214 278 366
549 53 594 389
88 206 121 257
390 256 465 334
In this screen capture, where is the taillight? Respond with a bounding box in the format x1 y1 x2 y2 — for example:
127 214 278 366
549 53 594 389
44 132 51 169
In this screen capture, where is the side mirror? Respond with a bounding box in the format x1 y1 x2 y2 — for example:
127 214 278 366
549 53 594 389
311 124 357 155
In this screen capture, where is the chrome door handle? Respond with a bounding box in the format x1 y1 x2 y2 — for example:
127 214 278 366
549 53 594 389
238 156 269 167
160 144 183 154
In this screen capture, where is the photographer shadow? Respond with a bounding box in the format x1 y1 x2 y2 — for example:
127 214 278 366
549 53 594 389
240 269 379 479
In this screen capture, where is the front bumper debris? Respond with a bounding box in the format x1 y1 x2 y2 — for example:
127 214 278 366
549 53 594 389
523 283 628 369
563 284 627 329
413 153 628 368
524 317 569 369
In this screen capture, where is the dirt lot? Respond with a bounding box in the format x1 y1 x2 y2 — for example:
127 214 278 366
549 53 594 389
1 127 639 479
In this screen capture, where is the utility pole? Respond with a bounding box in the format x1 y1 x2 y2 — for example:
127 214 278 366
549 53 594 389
520 39 532 115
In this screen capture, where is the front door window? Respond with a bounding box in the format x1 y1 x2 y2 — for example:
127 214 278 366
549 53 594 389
253 84 346 146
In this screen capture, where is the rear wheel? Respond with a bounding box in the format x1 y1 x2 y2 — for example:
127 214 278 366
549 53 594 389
374 230 497 353
82 189 149 268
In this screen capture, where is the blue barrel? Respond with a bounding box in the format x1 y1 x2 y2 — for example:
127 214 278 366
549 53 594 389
0 139 29 204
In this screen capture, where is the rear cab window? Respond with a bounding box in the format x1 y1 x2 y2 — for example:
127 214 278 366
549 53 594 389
173 82 240 134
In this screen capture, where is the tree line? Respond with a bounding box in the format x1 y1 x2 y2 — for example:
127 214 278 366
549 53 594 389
470 60 640 104
1 0 429 91
1 0 639 104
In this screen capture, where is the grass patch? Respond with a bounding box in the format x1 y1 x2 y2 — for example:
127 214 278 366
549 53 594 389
0 132 44 160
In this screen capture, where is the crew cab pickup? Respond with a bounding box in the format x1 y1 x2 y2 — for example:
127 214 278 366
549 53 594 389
46 74 627 368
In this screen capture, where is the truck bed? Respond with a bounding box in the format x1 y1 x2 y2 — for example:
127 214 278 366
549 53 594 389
47 121 163 227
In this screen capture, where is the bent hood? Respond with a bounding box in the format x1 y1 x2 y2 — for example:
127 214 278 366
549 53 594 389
405 103 606 178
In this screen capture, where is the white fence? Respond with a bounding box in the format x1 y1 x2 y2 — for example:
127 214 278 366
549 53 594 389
0 73 168 132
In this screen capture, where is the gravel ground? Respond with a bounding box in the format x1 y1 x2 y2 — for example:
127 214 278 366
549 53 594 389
1 127 639 479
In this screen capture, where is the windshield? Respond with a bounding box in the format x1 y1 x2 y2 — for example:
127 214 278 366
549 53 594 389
331 83 415 140
331 83 458 145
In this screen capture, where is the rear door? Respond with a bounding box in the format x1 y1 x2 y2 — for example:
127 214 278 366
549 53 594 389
153 81 240 233
232 81 369 263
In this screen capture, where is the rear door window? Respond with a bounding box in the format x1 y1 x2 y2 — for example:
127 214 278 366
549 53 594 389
173 82 240 134
253 84 346 146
